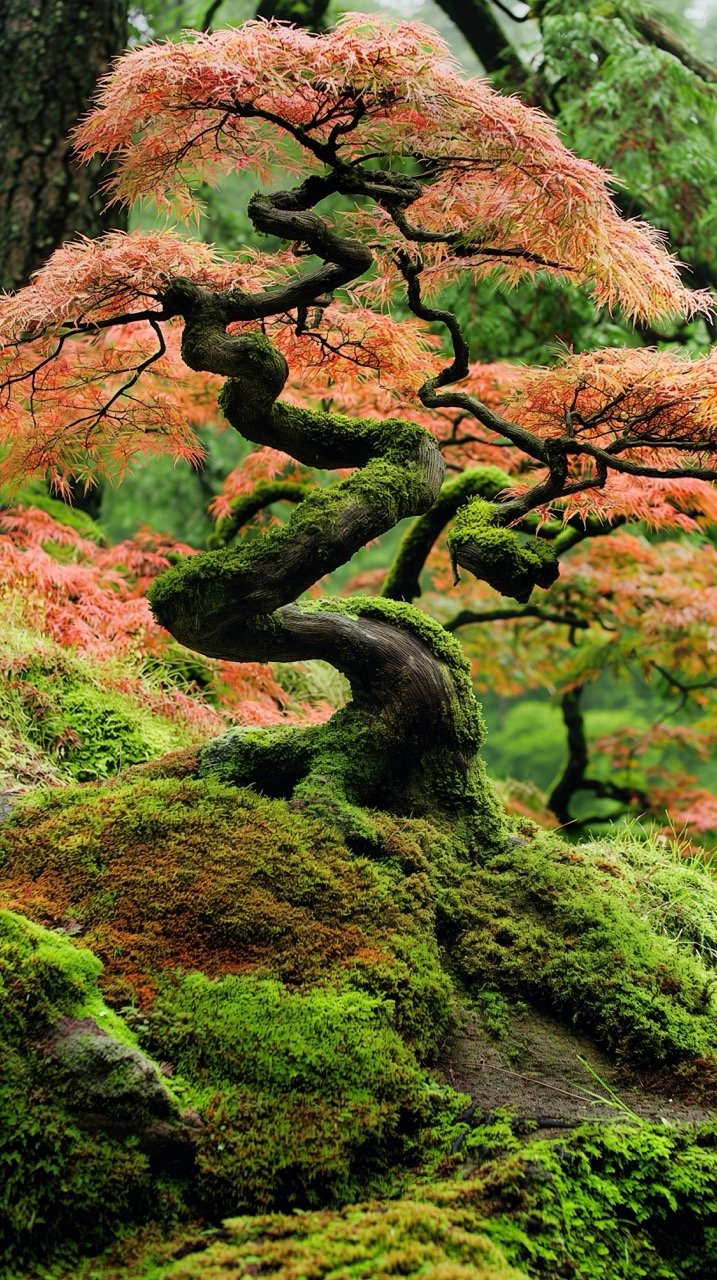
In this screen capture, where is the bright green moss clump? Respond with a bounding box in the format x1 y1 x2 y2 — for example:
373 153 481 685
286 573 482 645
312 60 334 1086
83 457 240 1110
0 911 181 1273
151 1201 525 1279
145 974 446 1214
460 1120 717 1280
447 500 559 603
134 1120 717 1280
0 629 200 790
442 827 717 1069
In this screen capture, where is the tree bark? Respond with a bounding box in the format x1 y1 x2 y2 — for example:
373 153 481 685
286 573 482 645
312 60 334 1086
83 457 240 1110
435 0 526 83
0 0 129 291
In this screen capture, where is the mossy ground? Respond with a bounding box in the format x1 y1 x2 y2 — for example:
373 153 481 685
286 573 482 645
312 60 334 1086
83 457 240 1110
3 775 717 1277
63 1121 717 1280
0 610 204 792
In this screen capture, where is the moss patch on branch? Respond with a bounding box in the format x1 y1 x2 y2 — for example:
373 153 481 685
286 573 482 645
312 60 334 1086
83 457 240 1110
383 465 513 602
447 500 560 603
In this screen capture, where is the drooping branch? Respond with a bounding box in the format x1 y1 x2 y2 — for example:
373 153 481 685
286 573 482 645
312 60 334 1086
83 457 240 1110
632 13 717 86
208 481 310 548
393 250 717 595
381 460 626 606
445 606 589 634
651 663 717 713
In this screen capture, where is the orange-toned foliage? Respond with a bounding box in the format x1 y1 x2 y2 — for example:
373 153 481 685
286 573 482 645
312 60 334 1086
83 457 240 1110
420 530 717 835
76 16 707 320
0 506 330 730
0 13 714 836
2 16 714 508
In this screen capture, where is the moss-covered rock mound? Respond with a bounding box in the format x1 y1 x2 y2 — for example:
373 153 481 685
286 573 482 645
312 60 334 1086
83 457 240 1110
4 775 717 1276
440 826 717 1076
0 910 190 1274
0 776 453 1053
148 973 443 1216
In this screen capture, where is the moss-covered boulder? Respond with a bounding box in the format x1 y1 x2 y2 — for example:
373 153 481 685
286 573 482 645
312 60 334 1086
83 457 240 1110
146 973 446 1215
0 910 190 1273
5 775 717 1277
437 826 717 1077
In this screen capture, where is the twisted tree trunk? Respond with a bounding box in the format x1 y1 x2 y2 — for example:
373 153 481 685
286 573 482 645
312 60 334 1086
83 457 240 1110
149 319 502 841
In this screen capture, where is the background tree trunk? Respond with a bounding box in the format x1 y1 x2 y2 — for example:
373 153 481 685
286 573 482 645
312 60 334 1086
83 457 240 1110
0 0 129 291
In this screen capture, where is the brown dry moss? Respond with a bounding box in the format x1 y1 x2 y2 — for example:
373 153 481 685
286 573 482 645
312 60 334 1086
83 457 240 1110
0 777 453 1056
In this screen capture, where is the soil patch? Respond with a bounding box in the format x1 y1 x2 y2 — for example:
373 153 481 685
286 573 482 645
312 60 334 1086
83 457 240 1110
436 1007 715 1131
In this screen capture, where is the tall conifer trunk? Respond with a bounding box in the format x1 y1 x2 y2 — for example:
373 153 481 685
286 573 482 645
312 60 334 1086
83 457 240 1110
0 0 128 290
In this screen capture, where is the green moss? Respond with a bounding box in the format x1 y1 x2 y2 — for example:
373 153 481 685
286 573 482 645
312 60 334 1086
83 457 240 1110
190 594 505 845
0 911 180 1273
208 480 310 548
0 908 128 1043
149 398 439 636
462 1120 717 1279
443 828 717 1068
6 776 717 1275
144 973 446 1214
150 1202 525 1279
0 777 453 1053
137 1119 717 1280
20 672 184 780
447 500 559 604
0 618 199 790
383 466 513 602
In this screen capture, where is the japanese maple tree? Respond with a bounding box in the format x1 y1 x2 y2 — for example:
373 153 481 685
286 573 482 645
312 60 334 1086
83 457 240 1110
2 14 717 838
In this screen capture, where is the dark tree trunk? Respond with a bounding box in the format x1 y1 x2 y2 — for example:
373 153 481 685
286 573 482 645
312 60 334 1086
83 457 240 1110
255 0 330 24
0 0 129 291
435 0 526 83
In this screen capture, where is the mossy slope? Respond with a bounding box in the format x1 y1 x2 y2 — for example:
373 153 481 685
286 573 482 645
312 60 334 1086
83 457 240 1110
439 826 717 1075
0 776 453 1049
4 776 717 1276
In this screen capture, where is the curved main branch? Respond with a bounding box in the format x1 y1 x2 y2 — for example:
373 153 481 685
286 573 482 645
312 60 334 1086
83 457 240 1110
151 323 444 639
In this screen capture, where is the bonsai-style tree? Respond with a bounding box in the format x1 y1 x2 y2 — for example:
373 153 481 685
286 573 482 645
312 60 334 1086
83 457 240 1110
3 13 717 842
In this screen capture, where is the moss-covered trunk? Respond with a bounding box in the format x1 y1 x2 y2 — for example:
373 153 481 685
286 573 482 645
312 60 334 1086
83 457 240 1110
148 306 503 843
